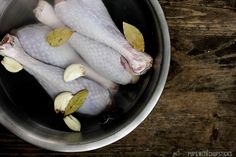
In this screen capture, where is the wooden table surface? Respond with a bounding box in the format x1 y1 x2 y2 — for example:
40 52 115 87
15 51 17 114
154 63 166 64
0 0 236 156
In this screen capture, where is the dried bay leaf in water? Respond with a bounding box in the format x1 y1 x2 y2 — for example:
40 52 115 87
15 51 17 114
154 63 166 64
46 27 73 47
64 89 89 116
123 22 145 52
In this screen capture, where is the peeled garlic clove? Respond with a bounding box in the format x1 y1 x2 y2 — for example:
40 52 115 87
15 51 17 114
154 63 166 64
1 57 23 73
54 92 73 113
63 115 81 132
64 64 86 82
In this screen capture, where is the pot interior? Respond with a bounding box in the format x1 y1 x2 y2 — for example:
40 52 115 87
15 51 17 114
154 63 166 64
0 0 164 148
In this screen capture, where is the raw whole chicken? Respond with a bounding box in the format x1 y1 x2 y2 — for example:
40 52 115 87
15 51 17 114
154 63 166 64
15 23 117 91
54 0 153 75
34 0 138 85
0 34 111 116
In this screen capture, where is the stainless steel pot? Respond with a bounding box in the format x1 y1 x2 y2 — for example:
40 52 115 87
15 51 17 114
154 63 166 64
0 0 170 152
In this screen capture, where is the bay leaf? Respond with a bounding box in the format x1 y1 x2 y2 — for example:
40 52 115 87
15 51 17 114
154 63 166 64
123 22 145 52
64 89 89 116
46 27 73 47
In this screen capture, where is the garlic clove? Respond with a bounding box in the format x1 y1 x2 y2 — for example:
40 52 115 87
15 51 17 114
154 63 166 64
54 92 73 113
63 115 81 132
64 64 86 82
1 57 23 73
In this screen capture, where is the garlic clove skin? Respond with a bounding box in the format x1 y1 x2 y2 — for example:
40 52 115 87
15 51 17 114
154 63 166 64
54 92 73 113
1 57 23 73
63 115 81 132
64 64 86 82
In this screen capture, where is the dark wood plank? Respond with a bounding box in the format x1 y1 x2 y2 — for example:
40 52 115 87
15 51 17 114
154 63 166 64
0 0 236 156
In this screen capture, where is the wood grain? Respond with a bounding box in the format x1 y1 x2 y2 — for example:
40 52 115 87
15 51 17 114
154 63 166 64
0 0 236 156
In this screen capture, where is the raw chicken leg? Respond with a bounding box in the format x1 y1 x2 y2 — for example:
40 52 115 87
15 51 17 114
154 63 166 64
34 0 65 28
0 34 111 116
15 24 117 91
54 0 153 75
34 1 138 85
69 33 137 85
16 24 79 68
35 0 65 28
